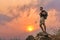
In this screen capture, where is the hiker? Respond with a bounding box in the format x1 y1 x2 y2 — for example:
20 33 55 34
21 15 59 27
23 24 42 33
39 7 48 33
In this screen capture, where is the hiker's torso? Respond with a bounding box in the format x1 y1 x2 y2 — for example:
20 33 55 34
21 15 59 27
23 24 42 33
40 10 48 19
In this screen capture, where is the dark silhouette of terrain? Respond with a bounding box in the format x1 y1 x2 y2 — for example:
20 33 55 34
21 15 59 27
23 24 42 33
26 29 60 40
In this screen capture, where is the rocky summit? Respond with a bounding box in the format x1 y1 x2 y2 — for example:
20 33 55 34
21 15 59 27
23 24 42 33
26 32 52 40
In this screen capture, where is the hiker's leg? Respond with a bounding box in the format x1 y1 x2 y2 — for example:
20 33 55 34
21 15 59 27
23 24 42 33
40 17 45 32
43 22 46 32
40 24 44 32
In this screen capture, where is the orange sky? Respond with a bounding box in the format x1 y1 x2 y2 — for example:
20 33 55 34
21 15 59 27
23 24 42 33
0 0 60 40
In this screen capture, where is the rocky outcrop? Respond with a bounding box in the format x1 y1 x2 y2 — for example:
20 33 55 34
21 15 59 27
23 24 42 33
35 32 52 40
26 32 52 40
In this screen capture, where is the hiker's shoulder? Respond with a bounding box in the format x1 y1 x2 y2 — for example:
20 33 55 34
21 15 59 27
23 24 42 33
42 10 47 12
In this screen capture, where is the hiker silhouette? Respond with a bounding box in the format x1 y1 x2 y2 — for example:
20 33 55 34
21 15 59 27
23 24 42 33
39 7 48 33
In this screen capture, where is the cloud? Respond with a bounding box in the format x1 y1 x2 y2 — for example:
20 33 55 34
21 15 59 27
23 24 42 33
45 9 60 34
0 13 19 25
0 0 53 13
46 0 60 10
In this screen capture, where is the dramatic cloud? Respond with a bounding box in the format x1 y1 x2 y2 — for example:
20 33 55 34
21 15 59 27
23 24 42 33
0 0 53 12
0 13 19 25
46 0 60 10
46 9 60 34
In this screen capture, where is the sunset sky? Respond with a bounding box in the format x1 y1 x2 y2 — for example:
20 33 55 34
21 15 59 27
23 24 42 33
0 0 60 40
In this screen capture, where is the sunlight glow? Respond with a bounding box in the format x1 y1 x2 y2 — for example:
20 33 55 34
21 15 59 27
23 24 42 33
27 25 34 32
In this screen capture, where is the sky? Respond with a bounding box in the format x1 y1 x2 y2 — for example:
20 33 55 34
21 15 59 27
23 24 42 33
0 0 60 40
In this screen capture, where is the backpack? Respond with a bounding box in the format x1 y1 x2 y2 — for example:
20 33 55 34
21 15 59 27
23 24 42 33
40 10 48 19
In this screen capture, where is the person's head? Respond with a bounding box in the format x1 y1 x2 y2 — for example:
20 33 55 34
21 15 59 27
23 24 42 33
40 7 43 11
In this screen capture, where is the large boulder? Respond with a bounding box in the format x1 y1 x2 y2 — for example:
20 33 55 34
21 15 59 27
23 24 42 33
35 32 52 40
26 35 35 40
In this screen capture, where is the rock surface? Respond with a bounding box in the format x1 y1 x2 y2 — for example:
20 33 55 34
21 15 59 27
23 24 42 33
35 32 52 40
26 32 52 40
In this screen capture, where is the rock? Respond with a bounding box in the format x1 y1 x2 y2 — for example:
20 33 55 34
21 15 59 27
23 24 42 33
26 35 35 40
35 32 52 40
26 32 52 40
